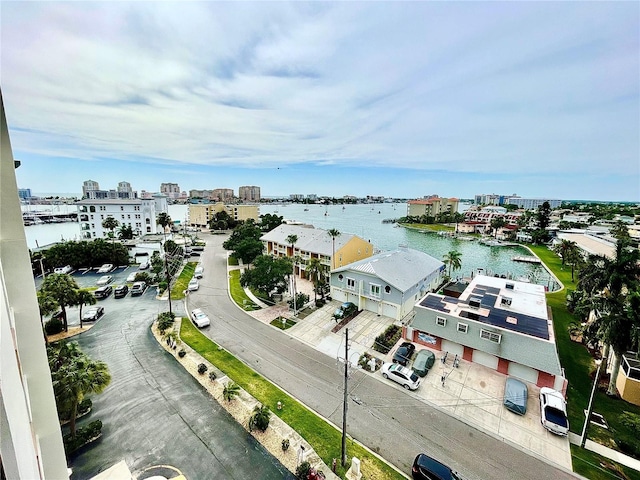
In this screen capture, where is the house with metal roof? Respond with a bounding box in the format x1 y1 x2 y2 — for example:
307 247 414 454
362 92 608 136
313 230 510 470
407 275 566 390
330 246 445 320
261 224 374 278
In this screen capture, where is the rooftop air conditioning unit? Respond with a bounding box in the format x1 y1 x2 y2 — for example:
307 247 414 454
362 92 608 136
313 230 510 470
469 298 481 309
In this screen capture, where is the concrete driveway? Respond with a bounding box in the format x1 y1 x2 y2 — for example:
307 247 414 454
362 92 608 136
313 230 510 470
66 279 293 480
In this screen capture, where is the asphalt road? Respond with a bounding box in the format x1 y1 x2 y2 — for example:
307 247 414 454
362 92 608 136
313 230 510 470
65 268 294 480
188 233 578 480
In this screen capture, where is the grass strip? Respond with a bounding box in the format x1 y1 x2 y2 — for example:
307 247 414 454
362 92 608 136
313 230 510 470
180 318 403 480
171 262 197 300
570 444 640 480
229 269 260 311
398 223 455 232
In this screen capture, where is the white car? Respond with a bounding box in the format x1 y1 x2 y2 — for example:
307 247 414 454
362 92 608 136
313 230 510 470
54 265 73 275
188 278 199 291
97 264 114 273
539 387 569 436
96 275 113 286
127 271 138 282
194 265 204 279
380 362 421 390
139 261 150 270
191 308 210 328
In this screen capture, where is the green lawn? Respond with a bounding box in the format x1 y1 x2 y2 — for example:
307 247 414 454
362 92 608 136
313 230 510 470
529 244 640 473
570 444 640 480
399 223 454 232
228 269 260 311
270 317 296 330
228 255 239 266
180 318 403 480
170 261 197 300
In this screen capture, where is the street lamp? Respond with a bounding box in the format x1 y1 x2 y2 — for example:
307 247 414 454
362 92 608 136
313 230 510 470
580 359 602 448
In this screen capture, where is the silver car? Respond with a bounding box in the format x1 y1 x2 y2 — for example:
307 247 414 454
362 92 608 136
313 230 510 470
381 363 421 390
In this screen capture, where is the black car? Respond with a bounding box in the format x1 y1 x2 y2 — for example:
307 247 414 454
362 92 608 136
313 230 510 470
82 306 105 322
333 302 358 320
392 342 416 366
114 284 129 298
94 285 113 299
412 453 460 480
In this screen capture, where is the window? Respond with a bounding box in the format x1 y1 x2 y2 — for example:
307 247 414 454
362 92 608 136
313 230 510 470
436 316 446 327
120 206 124 211
121 214 125 219
457 322 468 334
90 214 94 219
89 206 96 212
346 278 356 291
146 226 151 232
371 284 381 298
480 329 501 344
385 285 391 294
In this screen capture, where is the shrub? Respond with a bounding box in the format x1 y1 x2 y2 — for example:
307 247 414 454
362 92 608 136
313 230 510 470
288 293 309 311
248 405 271 432
282 438 290 451
178 349 186 358
197 363 208 375
373 324 401 354
157 311 175 333
223 382 241 402
158 280 168 292
295 461 311 480
209 371 217 381
63 420 102 455
315 299 326 308
45 318 64 335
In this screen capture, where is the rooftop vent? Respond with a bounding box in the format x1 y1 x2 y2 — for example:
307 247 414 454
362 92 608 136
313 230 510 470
501 297 512 307
469 298 481 309
506 316 518 325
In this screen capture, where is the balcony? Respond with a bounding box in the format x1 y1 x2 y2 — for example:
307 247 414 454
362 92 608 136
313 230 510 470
79 206 88 213
80 215 89 221
81 224 91 231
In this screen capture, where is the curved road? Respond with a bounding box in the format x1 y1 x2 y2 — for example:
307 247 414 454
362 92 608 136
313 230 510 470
188 233 577 480
68 277 293 480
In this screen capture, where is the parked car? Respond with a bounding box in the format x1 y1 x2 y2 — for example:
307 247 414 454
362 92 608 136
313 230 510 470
94 285 113 299
191 308 210 328
96 275 113 286
381 363 421 390
54 265 73 275
188 278 199 291
127 271 139 282
97 263 114 273
194 265 204 279
82 306 104 322
392 342 416 366
539 387 569 436
411 453 461 480
114 285 129 298
503 378 528 415
333 301 357 320
412 349 436 377
139 261 150 270
130 281 146 296
192 246 204 251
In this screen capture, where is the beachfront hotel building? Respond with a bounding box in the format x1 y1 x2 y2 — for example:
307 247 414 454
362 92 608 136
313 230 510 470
188 203 259 228
1 93 69 479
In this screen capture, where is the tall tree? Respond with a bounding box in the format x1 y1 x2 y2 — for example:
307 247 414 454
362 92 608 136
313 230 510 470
102 216 119 239
240 255 291 299
156 212 173 315
536 201 552 230
259 213 284 232
442 250 462 278
327 229 341 269
118 224 134 240
40 274 81 332
307 258 323 303
489 217 506 238
610 221 631 243
37 289 59 343
286 235 299 315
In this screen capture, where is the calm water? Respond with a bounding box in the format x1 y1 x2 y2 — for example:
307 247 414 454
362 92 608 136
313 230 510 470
23 202 558 289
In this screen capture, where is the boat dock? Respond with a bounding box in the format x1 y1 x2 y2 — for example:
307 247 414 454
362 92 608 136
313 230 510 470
512 255 541 264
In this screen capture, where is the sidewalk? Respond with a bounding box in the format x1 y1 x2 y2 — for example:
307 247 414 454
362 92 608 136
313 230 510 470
568 432 640 471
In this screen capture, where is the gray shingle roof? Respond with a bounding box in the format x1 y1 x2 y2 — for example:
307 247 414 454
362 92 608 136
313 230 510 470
333 247 444 292
261 224 358 256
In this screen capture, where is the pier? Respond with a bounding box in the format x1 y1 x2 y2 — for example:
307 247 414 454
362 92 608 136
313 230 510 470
512 255 541 264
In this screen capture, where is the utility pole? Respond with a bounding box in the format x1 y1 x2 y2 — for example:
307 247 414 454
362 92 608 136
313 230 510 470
341 328 349 467
580 360 602 448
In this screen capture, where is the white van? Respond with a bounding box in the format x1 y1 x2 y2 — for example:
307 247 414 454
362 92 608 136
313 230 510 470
194 265 204 279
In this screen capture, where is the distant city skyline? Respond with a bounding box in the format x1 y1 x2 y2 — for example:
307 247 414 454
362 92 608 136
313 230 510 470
3 2 639 202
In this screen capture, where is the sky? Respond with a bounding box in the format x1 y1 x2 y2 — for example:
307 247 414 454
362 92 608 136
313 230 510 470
2 2 639 201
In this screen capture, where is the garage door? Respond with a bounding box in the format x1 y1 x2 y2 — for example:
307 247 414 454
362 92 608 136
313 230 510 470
507 363 538 384
472 350 499 370
332 290 347 303
365 298 380 314
382 302 398 320
441 340 464 356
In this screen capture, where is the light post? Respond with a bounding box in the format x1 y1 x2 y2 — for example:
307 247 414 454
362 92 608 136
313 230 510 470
580 359 602 448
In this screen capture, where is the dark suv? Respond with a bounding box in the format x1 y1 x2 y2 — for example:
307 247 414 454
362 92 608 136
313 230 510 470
412 454 460 480
94 285 113 299
114 285 129 298
333 302 358 320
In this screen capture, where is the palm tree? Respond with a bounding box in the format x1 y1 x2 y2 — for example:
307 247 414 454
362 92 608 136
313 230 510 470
156 212 173 315
490 217 506 238
223 381 241 402
442 250 462 278
50 343 111 437
40 274 81 332
285 234 298 316
37 290 58 344
327 228 341 269
554 239 577 267
76 289 96 329
307 257 322 303
248 404 271 432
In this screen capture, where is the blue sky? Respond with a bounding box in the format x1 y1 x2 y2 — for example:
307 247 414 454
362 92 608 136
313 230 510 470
2 2 638 201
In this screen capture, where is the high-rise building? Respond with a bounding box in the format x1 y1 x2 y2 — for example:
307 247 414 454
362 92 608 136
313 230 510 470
211 188 234 202
1 93 69 479
160 183 181 199
239 185 260 202
505 198 562 210
407 196 460 218
82 179 100 198
18 188 32 200
83 180 136 200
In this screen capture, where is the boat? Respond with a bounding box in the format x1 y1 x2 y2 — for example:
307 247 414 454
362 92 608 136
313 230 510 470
304 208 309 211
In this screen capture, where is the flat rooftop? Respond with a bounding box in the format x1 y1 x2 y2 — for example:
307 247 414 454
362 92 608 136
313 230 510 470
418 275 551 340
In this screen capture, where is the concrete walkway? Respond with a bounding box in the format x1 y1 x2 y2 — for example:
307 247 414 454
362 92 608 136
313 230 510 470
568 433 640 471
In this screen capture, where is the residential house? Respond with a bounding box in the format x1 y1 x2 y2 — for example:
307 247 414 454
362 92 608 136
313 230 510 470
330 246 445 320
407 275 566 390
261 224 374 278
